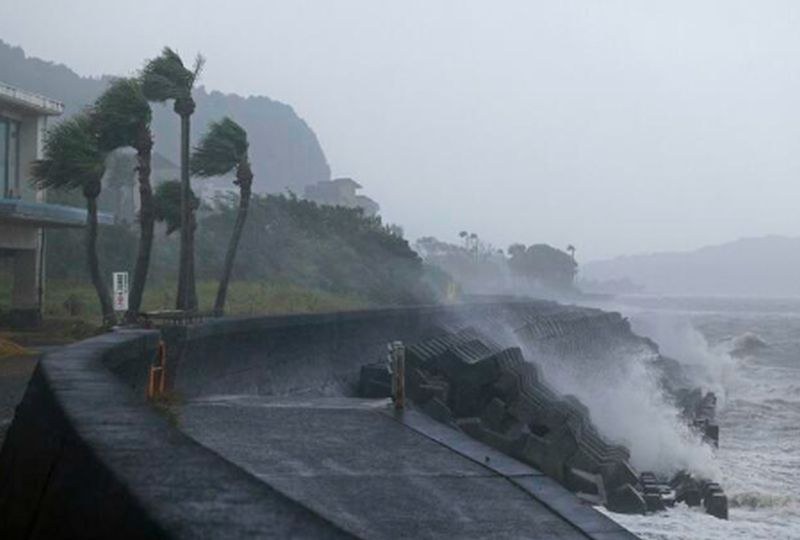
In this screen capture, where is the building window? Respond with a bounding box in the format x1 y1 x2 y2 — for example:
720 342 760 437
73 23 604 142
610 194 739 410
0 117 21 199
0 118 7 198
9 120 19 197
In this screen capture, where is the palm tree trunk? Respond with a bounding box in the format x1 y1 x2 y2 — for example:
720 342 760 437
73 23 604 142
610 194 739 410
176 111 197 311
86 196 115 326
125 128 154 322
213 178 251 315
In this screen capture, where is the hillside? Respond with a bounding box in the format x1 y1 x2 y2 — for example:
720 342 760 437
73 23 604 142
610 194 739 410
581 236 800 297
0 40 331 194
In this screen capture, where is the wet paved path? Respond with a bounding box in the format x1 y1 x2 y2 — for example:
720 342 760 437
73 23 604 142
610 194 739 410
180 395 638 540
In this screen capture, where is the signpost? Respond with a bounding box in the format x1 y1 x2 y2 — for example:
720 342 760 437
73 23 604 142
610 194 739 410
113 271 129 312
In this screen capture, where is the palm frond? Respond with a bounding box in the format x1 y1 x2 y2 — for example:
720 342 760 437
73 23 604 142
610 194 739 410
191 117 249 177
92 77 151 151
140 47 194 102
153 179 199 235
190 54 206 86
30 113 104 192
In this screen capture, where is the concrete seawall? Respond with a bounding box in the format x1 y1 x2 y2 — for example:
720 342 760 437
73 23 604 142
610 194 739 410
161 300 615 399
0 301 640 539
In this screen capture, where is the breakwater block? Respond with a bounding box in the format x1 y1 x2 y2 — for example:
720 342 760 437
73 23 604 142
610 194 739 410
361 328 647 513
359 326 730 519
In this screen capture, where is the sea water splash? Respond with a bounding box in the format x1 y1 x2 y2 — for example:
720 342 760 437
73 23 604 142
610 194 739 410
510 301 739 479
629 311 737 407
596 296 800 540
526 331 721 478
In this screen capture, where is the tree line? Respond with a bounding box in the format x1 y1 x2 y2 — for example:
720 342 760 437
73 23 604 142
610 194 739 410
415 233 578 296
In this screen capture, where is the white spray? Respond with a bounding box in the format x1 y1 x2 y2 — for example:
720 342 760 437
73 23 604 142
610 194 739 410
515 308 734 479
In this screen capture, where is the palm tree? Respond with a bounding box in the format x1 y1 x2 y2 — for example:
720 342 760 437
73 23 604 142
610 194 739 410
566 244 576 261
31 114 115 326
141 47 204 311
191 118 253 315
92 78 153 323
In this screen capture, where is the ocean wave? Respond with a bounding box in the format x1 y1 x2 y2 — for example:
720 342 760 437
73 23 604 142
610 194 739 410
728 491 797 510
728 332 770 358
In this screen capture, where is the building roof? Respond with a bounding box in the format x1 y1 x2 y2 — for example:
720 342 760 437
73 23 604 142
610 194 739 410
0 198 114 228
0 81 64 116
330 177 362 188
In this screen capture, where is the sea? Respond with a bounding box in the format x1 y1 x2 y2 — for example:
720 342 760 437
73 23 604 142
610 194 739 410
592 296 800 540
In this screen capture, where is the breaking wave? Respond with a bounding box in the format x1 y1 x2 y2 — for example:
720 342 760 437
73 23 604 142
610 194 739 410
517 308 731 478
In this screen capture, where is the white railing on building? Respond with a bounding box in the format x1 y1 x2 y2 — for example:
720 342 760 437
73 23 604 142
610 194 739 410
0 81 64 115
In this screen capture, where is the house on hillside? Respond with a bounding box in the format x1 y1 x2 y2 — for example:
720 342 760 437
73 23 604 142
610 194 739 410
0 81 112 328
303 177 380 216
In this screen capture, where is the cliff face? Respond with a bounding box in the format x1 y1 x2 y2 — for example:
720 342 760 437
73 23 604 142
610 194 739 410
0 40 331 194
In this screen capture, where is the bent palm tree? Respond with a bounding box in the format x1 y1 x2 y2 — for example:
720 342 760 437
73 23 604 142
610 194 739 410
31 114 115 326
191 118 253 315
93 78 153 322
141 47 204 311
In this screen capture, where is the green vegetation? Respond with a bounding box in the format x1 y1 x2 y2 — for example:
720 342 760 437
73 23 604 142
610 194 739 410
1 274 368 328
44 193 439 307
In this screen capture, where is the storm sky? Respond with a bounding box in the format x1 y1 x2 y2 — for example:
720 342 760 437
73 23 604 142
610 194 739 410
3 1 800 260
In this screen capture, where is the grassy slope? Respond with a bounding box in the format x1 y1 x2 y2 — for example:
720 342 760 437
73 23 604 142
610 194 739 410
1 273 370 340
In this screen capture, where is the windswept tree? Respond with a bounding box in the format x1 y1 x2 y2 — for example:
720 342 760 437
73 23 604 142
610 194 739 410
141 47 204 311
92 78 153 322
31 114 115 326
191 118 253 315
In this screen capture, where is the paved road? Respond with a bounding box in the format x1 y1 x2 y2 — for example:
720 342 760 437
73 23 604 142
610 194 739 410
180 395 637 540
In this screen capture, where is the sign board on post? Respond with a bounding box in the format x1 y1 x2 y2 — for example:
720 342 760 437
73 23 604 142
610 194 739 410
113 271 129 311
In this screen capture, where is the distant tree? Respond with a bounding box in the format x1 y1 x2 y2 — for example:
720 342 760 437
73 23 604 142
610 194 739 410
142 47 204 311
31 114 115 326
508 243 577 291
191 117 253 315
469 232 478 253
567 244 576 261
92 77 154 322
508 243 526 258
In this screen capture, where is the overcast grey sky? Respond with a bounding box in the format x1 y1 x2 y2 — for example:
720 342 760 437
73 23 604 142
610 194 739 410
3 0 800 260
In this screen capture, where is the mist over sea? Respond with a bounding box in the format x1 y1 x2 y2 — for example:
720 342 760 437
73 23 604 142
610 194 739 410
594 296 800 540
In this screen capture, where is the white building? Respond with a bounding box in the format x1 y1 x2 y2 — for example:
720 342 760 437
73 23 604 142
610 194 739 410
0 81 110 328
304 177 380 217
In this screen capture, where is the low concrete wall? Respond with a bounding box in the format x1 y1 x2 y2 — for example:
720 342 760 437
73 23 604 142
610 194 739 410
163 300 569 399
0 300 629 539
0 330 355 539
